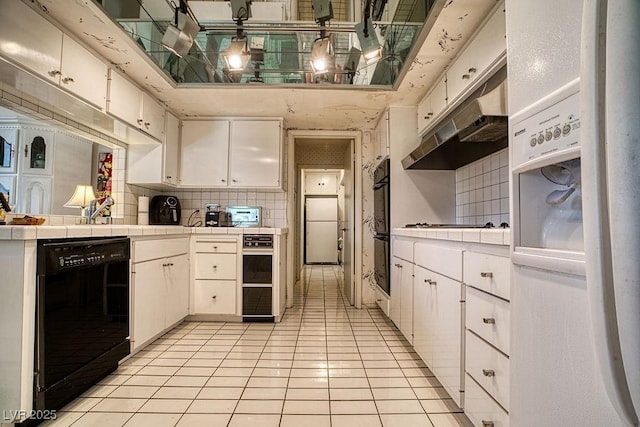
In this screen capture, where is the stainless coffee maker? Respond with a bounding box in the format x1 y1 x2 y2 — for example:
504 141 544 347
204 203 230 227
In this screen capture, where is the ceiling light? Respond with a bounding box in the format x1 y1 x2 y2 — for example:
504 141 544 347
312 0 334 23
223 37 250 72
161 2 201 58
230 0 252 21
310 37 334 74
355 17 382 64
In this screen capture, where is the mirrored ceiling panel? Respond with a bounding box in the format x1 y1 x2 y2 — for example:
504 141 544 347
96 0 436 87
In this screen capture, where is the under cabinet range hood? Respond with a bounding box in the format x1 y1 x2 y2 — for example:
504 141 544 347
403 67 508 170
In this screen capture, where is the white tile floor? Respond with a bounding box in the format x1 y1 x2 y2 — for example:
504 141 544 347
44 265 472 427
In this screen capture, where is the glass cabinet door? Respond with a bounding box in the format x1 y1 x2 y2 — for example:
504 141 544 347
21 128 54 175
0 128 18 173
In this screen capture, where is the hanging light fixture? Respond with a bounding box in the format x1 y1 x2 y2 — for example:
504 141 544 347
223 36 250 72
161 0 202 58
355 17 382 64
310 36 334 75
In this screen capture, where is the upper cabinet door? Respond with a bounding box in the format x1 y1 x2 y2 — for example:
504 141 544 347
0 0 62 85
108 71 142 128
180 120 230 186
229 120 281 188
59 35 108 110
141 92 165 141
0 128 19 174
20 128 55 175
163 112 180 185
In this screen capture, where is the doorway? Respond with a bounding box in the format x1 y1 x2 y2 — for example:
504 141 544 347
287 131 362 308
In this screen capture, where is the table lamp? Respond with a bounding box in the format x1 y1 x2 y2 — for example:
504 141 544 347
64 185 96 223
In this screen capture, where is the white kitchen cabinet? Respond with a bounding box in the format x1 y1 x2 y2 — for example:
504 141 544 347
18 175 52 215
305 172 338 195
165 254 190 327
108 70 165 140
180 119 282 189
126 111 180 186
463 247 511 425
398 258 414 345
180 120 230 186
191 237 239 316
446 4 506 105
163 112 180 185
389 256 403 328
417 76 447 135
0 0 63 86
131 237 189 351
229 120 281 188
59 35 108 110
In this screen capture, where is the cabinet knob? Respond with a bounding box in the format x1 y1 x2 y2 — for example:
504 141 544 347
144 122 150 129
482 369 495 377
168 263 174 267
426 279 437 285
462 74 470 80
48 70 61 77
468 67 477 74
480 272 493 278
166 175 172 179
482 317 496 324
212 295 217 299
213 265 218 269
221 179 226 183
213 246 218 250
232 179 237 183
137 119 144 125
62 76 75 84
394 263 402 268
482 422 494 427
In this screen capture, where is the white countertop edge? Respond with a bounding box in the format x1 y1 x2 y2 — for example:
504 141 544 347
0 225 289 240
392 227 510 246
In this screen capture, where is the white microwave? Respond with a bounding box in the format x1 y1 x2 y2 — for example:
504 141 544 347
226 206 262 227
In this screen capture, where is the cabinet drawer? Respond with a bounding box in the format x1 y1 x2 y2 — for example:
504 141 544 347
466 287 510 355
194 280 237 314
415 243 462 281
464 373 509 427
392 238 413 262
134 237 189 262
466 331 510 410
195 253 237 280
194 240 238 254
463 251 510 300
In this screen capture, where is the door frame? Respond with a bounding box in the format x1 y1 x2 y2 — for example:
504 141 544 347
286 130 362 308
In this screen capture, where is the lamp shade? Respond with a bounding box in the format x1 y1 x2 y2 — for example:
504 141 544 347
64 185 96 209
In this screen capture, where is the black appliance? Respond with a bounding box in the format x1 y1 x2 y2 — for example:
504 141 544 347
149 195 181 225
373 158 390 296
242 235 274 322
34 237 130 419
205 211 230 227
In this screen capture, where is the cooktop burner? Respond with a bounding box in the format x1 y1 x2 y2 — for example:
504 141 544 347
404 222 509 229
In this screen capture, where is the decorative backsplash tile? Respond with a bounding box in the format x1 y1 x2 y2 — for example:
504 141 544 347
455 148 509 227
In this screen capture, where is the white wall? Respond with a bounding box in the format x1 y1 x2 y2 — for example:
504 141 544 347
388 106 455 228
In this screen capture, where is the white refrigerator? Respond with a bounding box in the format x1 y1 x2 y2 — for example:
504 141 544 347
305 196 338 264
507 0 639 425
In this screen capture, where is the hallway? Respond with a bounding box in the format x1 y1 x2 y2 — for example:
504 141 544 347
45 266 470 427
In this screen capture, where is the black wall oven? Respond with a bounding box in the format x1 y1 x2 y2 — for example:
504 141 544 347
35 237 130 415
242 235 274 322
373 158 390 295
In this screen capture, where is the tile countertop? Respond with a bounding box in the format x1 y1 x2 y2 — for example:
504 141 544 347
0 226 288 241
392 227 510 246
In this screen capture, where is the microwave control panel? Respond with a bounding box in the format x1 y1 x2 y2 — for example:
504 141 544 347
512 90 580 168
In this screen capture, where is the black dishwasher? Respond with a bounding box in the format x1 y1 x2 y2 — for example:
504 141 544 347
34 237 130 415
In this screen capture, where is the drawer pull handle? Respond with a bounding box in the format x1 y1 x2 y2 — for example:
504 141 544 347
482 421 494 427
482 369 495 377
395 263 402 268
426 279 437 285
482 317 496 324
62 76 75 84
480 272 493 278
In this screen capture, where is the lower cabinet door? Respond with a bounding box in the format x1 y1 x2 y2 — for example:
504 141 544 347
464 373 509 427
194 280 237 314
132 259 166 350
165 254 189 327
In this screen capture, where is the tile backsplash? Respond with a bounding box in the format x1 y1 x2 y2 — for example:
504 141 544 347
455 148 510 227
